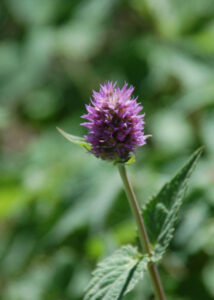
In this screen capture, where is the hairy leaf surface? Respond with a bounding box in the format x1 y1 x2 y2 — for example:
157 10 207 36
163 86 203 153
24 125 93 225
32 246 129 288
84 245 149 300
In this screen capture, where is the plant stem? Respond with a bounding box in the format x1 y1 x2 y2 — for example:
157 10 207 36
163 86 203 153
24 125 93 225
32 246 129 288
118 164 167 300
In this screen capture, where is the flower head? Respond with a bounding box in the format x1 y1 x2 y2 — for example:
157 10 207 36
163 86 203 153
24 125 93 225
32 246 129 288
81 81 146 162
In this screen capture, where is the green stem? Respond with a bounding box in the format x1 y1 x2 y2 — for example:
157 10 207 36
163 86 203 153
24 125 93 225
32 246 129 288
118 164 167 300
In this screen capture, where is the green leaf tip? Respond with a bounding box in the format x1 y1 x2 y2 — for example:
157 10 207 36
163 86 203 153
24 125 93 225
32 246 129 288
84 245 149 300
56 127 92 150
142 147 203 261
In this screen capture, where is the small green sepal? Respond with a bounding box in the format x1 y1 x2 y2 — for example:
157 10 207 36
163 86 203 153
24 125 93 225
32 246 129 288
125 154 136 165
57 127 92 150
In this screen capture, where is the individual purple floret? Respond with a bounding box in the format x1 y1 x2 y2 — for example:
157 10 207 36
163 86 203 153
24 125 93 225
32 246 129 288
81 81 146 162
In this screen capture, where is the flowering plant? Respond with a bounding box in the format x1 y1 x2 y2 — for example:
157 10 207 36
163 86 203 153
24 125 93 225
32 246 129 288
57 82 202 300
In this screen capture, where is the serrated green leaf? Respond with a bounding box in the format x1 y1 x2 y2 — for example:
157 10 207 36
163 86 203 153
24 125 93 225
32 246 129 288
56 127 92 150
142 148 203 261
84 245 149 300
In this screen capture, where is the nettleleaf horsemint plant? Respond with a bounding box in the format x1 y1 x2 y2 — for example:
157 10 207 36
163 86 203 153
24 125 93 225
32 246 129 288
57 82 202 300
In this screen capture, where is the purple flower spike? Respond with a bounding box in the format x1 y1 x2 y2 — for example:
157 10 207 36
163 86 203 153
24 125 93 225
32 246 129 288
81 81 146 162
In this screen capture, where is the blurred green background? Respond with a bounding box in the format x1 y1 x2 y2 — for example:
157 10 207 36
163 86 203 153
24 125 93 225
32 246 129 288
0 0 214 299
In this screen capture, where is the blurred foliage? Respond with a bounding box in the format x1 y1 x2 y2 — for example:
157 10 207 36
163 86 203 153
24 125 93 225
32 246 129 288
0 0 214 299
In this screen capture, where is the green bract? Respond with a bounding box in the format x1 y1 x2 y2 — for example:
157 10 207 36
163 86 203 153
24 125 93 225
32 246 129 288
57 127 92 150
